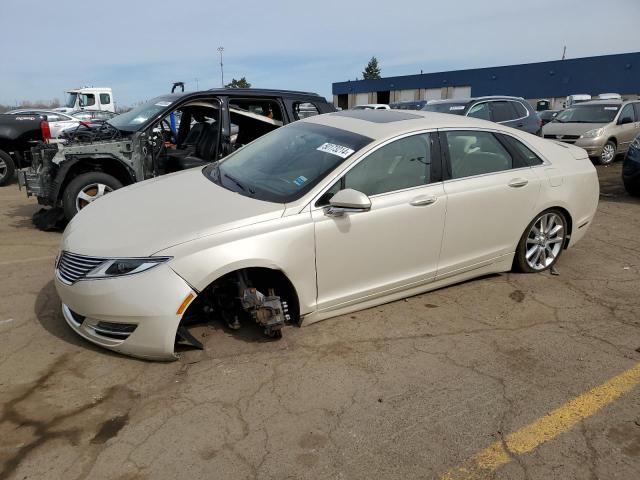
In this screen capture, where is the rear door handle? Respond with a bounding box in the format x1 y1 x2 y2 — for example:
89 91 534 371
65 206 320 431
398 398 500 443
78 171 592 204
410 195 437 206
508 178 529 188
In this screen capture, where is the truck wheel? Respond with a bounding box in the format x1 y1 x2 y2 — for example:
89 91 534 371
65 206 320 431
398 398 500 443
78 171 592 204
0 150 16 186
63 172 123 220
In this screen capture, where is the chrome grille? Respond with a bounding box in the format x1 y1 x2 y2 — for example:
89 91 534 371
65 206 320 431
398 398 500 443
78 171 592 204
57 251 106 284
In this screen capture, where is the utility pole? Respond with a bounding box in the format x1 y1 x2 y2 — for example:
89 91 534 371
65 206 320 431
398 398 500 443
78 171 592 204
217 46 224 87
561 45 566 60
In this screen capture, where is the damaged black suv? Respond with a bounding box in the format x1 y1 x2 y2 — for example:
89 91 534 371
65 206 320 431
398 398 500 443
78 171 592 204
19 89 335 221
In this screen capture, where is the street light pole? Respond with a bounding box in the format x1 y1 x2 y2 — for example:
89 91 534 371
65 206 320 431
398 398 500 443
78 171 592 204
217 46 224 87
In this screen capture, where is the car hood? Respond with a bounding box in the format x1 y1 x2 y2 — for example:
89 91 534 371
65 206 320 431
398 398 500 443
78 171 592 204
542 122 607 136
61 168 285 257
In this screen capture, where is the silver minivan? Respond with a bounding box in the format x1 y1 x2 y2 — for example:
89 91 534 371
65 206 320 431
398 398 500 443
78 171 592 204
542 100 640 164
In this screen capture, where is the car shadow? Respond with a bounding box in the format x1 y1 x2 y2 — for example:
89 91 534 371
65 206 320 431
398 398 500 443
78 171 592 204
34 280 124 359
6 201 40 229
596 161 640 206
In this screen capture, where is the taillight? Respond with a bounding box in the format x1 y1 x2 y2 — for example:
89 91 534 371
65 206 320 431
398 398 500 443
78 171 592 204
40 121 51 141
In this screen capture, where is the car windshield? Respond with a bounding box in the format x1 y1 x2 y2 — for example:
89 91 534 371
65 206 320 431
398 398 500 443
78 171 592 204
422 102 467 115
205 122 373 203
65 92 78 108
554 104 619 123
107 96 175 131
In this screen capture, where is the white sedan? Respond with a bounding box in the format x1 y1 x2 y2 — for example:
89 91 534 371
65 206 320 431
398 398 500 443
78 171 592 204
54 110 599 360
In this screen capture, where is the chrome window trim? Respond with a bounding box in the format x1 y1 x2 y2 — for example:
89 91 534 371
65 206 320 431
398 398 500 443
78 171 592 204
467 99 530 124
308 128 439 211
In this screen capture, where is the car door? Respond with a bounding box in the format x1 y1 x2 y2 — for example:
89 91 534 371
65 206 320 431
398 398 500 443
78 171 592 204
437 129 542 279
616 103 638 152
312 132 447 311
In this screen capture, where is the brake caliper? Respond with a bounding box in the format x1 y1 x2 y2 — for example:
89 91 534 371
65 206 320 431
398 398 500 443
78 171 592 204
241 287 289 339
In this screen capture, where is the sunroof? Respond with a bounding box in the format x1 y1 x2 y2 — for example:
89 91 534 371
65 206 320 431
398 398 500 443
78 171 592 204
332 109 422 123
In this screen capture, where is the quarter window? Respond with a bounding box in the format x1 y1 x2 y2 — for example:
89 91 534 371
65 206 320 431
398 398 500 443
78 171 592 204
467 103 490 120
491 101 517 122
445 131 513 179
340 134 432 197
511 101 529 118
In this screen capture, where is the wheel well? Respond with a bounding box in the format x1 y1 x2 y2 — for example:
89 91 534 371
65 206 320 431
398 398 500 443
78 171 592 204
553 206 573 248
57 157 135 200
184 267 300 322
607 137 617 147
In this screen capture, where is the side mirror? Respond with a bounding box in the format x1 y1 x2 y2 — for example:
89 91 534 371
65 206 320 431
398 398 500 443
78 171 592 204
324 189 371 217
619 116 633 125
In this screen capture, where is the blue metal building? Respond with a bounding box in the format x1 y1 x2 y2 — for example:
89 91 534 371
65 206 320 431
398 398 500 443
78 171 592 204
332 52 640 109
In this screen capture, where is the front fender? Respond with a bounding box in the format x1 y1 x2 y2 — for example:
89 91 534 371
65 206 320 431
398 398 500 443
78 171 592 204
159 212 317 315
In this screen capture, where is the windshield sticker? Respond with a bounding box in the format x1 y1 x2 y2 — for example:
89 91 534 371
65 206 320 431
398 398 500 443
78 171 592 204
293 175 308 187
316 142 355 158
155 101 172 107
449 106 465 110
604 107 618 110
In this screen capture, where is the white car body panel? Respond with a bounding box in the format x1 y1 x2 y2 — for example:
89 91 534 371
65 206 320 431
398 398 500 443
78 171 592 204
55 111 599 360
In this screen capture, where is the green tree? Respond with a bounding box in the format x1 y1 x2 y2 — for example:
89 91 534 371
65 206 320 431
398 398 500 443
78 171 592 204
225 77 252 88
362 57 381 80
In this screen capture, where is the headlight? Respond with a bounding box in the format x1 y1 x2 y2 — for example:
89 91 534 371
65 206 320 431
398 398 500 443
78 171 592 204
85 257 172 279
631 136 640 150
580 128 605 138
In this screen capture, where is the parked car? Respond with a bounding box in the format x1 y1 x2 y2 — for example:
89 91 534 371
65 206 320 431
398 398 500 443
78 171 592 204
622 133 640 196
352 104 390 110
542 99 640 164
53 109 598 360
422 96 541 134
538 110 559 127
19 88 335 221
389 100 428 110
0 114 50 185
6 109 80 138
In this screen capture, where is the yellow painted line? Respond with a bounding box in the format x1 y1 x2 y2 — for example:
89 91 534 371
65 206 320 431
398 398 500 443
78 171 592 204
442 362 640 479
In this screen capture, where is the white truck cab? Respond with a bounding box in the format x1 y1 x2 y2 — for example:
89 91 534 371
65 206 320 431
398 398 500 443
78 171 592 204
55 87 115 114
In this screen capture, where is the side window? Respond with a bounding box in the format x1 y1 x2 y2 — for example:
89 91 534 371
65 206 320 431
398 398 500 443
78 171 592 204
100 93 111 105
511 101 529 118
445 130 513 179
342 134 432 197
80 93 96 107
619 104 635 123
490 101 517 122
498 134 544 166
44 113 62 122
293 102 320 120
467 103 490 120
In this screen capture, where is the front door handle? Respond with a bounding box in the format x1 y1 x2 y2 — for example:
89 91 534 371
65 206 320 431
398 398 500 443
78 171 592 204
410 195 437 206
508 178 529 188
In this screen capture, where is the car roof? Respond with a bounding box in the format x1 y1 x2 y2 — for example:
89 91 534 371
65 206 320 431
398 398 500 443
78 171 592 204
576 100 623 106
303 109 515 141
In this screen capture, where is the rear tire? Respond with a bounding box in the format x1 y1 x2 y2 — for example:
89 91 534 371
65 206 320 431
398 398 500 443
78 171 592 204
62 172 123 220
513 209 567 273
597 141 617 165
0 150 16 186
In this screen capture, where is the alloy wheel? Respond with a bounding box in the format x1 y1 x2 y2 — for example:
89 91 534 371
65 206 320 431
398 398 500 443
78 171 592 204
525 212 565 271
601 143 616 164
0 157 6 181
75 183 113 211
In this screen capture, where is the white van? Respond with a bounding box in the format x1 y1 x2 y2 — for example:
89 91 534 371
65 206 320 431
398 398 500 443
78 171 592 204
564 94 591 108
55 87 115 114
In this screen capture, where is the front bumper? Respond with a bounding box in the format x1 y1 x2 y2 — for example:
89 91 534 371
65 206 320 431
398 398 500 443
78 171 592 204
55 263 194 360
569 137 606 157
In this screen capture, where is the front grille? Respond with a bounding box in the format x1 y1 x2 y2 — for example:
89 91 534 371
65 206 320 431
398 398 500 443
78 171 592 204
57 251 106 284
544 134 580 141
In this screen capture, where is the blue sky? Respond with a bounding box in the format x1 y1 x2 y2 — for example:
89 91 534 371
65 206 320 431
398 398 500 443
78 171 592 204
1 0 638 107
